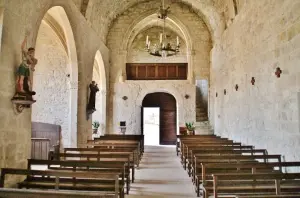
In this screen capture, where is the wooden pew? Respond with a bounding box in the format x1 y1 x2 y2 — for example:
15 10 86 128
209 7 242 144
182 141 243 171
193 154 282 197
199 162 300 197
188 149 267 180
236 195 300 198
96 135 144 156
57 152 136 183
181 143 252 170
64 147 139 167
0 168 121 198
86 142 140 158
0 188 115 198
27 159 130 194
207 173 300 198
176 134 220 156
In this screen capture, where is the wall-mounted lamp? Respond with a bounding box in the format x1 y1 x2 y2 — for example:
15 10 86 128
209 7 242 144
224 89 227 95
184 94 190 99
251 77 255 85
235 84 239 91
275 67 282 78
216 92 218 97
122 96 128 100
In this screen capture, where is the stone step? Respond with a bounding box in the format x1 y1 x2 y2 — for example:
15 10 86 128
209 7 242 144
196 118 208 122
196 112 207 116
196 107 206 110
194 121 210 127
194 128 214 135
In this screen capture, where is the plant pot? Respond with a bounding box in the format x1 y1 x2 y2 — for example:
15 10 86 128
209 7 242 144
187 129 194 135
92 128 98 134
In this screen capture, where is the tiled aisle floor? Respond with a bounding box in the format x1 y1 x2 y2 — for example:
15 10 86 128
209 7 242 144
127 145 197 198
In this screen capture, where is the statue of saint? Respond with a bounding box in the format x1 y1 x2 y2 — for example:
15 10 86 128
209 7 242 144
16 32 37 99
87 81 99 114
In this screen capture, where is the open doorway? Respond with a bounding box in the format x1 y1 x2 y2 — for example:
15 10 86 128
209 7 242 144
143 107 160 145
142 92 177 145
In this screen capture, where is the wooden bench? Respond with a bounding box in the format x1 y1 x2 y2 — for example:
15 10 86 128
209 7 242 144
207 173 300 198
0 188 115 198
27 159 130 194
57 152 136 183
187 149 267 179
199 162 300 197
176 134 220 156
236 195 300 198
64 147 140 167
0 168 121 198
96 135 144 156
193 154 282 196
183 142 246 172
182 144 254 170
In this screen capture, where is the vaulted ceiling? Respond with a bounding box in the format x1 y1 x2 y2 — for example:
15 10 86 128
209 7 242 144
82 0 230 43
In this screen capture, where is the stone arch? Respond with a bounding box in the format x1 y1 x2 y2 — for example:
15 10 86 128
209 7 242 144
92 50 107 135
121 12 194 81
32 6 78 148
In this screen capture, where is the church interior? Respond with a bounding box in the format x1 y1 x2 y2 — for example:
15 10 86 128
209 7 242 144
0 0 300 197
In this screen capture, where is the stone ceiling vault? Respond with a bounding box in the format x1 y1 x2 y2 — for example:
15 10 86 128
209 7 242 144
125 14 190 53
85 0 225 44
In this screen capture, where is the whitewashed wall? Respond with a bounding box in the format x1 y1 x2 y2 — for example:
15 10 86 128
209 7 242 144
32 21 72 148
110 80 195 134
211 0 300 161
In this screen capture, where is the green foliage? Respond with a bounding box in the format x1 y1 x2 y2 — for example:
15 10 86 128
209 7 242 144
92 121 100 129
185 122 195 130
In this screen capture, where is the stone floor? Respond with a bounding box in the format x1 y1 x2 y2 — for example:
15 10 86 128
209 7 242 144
127 145 197 198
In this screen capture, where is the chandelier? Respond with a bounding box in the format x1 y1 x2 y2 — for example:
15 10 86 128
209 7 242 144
145 0 180 57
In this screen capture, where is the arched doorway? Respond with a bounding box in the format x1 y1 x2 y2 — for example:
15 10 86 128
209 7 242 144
142 92 177 145
31 6 78 148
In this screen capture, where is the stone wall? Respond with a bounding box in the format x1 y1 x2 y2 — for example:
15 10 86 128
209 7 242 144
32 20 71 148
211 0 300 161
110 80 196 134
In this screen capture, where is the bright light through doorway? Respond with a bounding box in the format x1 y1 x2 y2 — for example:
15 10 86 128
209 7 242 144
143 107 160 146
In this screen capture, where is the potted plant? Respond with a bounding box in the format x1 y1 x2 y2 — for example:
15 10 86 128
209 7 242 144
92 121 100 134
185 122 195 135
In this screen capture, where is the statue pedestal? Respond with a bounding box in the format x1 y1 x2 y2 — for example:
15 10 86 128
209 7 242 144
120 126 126 135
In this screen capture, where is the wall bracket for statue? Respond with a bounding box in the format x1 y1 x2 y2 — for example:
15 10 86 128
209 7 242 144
86 81 99 120
11 92 36 114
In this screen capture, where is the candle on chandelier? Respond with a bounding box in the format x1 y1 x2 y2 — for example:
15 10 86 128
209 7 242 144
160 33 162 44
177 36 179 46
146 35 149 46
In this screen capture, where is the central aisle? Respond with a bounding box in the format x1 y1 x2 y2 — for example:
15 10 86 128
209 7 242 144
128 145 197 198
